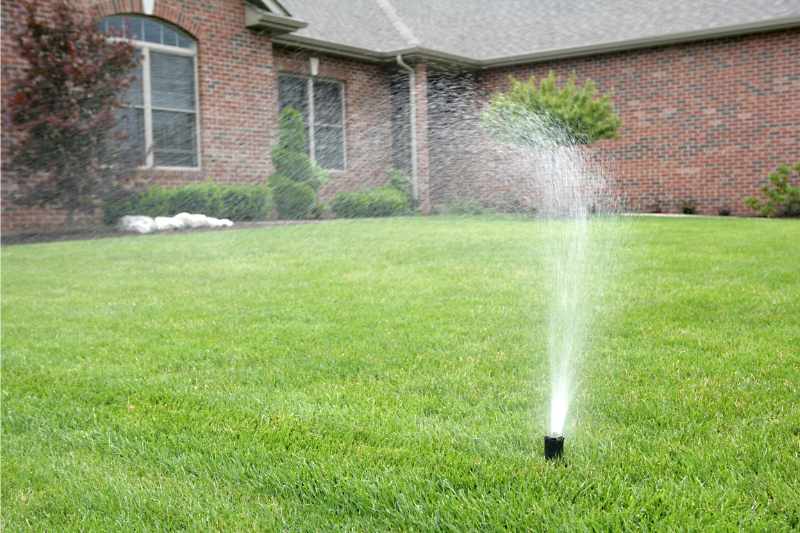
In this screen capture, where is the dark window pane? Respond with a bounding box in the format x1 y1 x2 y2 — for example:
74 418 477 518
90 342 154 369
314 80 342 125
123 16 142 40
143 19 162 44
278 76 308 118
162 26 178 47
106 16 124 37
152 110 198 167
150 52 195 111
103 16 195 48
314 125 344 169
113 107 146 166
178 33 194 49
121 50 144 106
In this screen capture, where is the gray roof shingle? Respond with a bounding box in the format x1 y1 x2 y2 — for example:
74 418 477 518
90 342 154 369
276 0 800 64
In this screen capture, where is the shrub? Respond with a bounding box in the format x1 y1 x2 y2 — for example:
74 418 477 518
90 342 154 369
331 187 409 218
270 175 316 220
217 186 272 221
269 107 331 219
482 71 620 146
745 163 800 217
103 183 272 224
272 147 318 189
167 184 223 216
388 168 413 204
271 108 321 189
679 199 697 215
103 191 138 225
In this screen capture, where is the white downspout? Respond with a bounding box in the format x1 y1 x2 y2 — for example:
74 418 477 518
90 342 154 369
396 54 418 204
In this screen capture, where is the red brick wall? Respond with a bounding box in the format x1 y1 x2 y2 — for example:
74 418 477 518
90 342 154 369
471 28 800 215
272 47 394 200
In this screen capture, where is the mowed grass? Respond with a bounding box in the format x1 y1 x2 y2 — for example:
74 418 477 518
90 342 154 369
2 216 799 531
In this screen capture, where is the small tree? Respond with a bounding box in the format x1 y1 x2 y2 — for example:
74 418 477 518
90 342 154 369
745 163 800 217
482 71 620 146
271 107 318 188
7 0 138 224
270 107 330 218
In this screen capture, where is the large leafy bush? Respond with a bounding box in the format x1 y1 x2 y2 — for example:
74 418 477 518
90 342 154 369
7 0 139 223
745 163 800 217
482 71 620 146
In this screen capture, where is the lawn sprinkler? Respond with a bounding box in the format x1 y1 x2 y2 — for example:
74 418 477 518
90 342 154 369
544 433 564 460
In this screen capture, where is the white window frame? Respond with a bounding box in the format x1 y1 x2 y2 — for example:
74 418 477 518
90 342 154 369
278 73 347 172
109 33 202 171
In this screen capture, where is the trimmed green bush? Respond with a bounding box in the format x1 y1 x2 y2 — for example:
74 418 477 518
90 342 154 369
272 147 318 189
270 174 316 220
271 108 327 190
331 186 409 218
745 163 800 217
167 184 223 217
103 183 272 224
216 186 272 221
388 168 413 204
268 107 332 219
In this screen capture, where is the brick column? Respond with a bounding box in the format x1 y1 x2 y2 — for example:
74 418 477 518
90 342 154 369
414 63 431 214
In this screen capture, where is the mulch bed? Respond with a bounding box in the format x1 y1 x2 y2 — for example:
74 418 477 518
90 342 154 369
1 219 326 246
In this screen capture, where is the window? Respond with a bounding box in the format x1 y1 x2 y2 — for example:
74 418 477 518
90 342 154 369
101 15 199 168
278 74 345 170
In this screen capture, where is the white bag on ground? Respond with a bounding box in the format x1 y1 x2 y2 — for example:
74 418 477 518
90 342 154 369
154 216 183 231
118 215 157 234
119 213 234 233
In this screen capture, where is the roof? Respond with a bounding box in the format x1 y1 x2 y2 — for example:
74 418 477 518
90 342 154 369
267 0 800 67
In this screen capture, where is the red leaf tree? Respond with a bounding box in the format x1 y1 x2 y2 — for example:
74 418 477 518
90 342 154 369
7 0 139 224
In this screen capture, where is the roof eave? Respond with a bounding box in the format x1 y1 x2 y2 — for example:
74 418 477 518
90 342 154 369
478 15 800 68
272 15 800 69
245 4 307 36
272 34 388 62
272 36 481 68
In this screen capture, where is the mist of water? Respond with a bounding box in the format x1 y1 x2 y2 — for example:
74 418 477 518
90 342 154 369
482 108 622 437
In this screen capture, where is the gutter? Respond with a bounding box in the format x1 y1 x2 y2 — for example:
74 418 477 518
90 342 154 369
271 36 481 68
395 54 419 204
271 15 800 69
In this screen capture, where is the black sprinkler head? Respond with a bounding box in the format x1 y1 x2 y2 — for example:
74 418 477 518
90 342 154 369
544 434 564 460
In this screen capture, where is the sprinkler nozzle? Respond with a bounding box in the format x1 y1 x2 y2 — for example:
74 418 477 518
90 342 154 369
544 434 564 460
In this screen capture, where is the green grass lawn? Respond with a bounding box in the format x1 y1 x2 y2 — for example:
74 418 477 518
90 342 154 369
3 216 799 530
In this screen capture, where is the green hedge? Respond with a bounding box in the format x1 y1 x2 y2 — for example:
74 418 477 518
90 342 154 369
270 174 317 220
104 183 272 224
331 186 409 218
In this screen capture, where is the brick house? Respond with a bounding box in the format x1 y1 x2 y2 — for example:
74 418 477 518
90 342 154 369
2 0 799 232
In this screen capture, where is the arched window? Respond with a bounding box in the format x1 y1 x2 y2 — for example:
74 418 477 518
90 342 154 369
101 15 199 168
